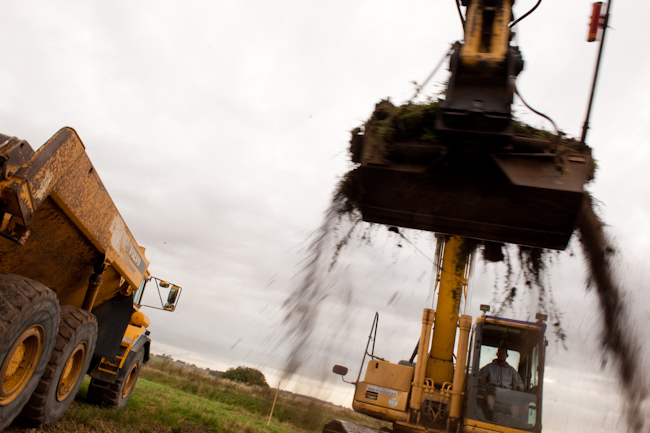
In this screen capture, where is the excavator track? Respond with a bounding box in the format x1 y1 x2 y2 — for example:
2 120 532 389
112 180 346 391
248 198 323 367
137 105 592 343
323 419 384 433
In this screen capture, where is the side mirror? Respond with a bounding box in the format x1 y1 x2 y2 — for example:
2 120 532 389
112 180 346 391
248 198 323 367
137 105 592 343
166 285 179 303
139 277 182 312
332 365 355 385
163 286 180 311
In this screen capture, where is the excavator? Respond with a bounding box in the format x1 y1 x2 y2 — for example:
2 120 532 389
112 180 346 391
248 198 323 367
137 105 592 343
328 236 548 433
325 1 593 432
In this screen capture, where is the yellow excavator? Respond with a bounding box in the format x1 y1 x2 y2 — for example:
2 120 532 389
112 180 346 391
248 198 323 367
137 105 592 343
326 1 591 432
328 236 548 433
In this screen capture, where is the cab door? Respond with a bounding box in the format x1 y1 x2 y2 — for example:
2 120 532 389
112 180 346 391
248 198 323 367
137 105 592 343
463 317 546 433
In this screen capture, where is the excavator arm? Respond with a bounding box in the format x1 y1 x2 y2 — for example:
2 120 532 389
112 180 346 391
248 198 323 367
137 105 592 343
351 0 590 251
438 0 523 136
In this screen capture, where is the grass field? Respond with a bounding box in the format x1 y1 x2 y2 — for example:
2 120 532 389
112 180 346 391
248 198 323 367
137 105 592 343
5 358 387 433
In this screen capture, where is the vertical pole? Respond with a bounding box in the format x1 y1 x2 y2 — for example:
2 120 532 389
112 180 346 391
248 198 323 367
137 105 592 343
581 1 613 144
267 381 281 426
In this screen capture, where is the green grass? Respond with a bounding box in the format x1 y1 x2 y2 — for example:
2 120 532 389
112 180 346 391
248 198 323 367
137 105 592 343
5 358 387 433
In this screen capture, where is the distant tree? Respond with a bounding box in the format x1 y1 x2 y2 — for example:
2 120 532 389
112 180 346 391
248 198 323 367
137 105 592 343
221 366 269 387
207 369 222 377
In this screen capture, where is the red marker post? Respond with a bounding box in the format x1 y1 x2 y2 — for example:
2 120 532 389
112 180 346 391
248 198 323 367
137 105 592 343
581 1 611 144
588 2 604 42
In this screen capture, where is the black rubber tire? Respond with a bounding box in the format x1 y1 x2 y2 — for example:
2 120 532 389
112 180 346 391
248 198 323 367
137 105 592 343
18 305 98 426
87 348 144 409
0 273 60 432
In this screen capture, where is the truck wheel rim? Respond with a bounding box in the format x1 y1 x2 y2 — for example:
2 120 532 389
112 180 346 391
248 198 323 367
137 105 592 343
0 325 44 405
122 362 139 399
56 342 87 402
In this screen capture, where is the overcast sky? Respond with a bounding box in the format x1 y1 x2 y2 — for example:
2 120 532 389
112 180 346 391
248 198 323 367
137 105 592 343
2 1 649 432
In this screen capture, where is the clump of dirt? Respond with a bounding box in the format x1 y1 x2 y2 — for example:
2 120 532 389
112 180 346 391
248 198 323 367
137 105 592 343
350 99 442 161
338 99 596 208
279 193 364 381
356 99 593 169
576 193 647 431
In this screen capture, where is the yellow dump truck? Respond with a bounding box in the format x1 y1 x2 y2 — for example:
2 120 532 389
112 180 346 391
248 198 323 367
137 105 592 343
0 128 181 430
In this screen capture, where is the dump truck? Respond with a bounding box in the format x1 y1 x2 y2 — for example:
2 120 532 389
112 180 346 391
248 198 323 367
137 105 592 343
326 1 593 432
0 128 181 431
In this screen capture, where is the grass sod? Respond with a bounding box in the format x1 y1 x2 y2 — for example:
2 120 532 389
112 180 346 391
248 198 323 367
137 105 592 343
5 359 386 433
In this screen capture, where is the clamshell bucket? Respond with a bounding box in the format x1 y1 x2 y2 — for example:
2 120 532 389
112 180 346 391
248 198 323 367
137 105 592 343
355 129 592 250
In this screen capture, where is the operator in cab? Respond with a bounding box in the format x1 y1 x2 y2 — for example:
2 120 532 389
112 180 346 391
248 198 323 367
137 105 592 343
478 346 524 419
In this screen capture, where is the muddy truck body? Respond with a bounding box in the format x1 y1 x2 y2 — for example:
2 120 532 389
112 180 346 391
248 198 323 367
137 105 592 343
0 128 181 430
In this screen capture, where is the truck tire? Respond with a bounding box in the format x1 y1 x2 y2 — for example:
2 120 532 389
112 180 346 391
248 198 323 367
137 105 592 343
0 274 59 432
87 348 143 409
18 305 98 426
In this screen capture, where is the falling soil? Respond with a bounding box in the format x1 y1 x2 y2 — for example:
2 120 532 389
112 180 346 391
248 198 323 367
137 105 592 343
279 193 363 381
487 244 567 346
576 193 647 431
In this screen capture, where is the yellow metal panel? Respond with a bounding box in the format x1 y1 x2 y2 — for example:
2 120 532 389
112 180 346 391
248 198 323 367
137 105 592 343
428 236 468 378
426 358 455 387
484 318 544 332
460 0 512 68
352 398 409 423
117 324 146 369
394 421 428 432
130 311 150 328
47 129 150 290
464 418 528 433
122 324 146 348
354 381 410 412
364 360 414 392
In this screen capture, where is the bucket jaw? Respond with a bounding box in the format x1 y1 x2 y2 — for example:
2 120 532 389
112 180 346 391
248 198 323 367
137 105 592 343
350 102 593 250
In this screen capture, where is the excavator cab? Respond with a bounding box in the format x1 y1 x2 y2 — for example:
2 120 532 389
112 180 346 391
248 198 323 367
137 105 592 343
463 314 547 433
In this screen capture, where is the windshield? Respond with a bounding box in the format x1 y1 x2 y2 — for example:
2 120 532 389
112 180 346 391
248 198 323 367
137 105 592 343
475 386 537 429
133 277 147 307
467 319 545 432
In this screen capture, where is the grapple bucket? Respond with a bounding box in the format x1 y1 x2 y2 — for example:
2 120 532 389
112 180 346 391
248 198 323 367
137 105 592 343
356 130 592 250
